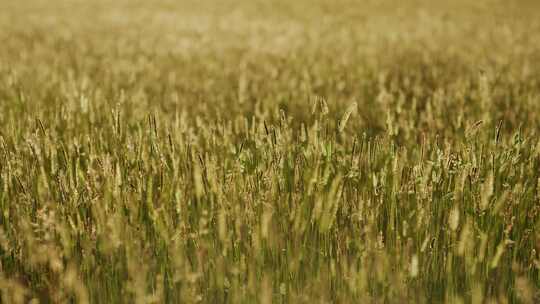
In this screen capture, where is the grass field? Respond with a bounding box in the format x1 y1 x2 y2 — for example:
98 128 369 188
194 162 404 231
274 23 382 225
1 0 540 303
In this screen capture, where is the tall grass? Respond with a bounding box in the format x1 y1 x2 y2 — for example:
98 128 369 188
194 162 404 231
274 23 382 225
1 0 540 303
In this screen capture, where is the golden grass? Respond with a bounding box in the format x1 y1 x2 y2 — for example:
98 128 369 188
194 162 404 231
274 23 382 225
0 0 540 303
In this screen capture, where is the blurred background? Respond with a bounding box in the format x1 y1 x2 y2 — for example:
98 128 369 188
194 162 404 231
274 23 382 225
1 0 540 134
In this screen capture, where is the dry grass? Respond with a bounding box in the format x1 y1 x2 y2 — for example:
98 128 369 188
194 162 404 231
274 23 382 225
1 0 540 303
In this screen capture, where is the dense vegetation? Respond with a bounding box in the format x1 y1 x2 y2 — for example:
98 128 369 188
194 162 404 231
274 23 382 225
1 0 540 303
